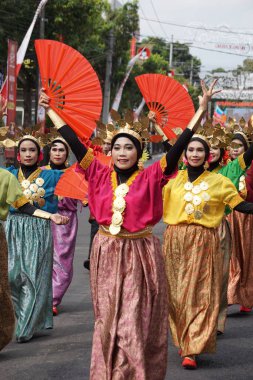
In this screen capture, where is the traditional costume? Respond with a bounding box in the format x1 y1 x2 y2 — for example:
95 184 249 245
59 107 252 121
227 131 253 311
0 169 28 351
44 103 204 379
5 135 62 342
52 197 78 308
163 134 253 368
42 137 79 312
193 122 253 332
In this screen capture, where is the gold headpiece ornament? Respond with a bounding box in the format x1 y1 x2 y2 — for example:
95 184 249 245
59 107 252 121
0 123 67 149
227 117 252 148
50 136 70 150
197 119 235 149
18 134 41 147
110 109 150 146
192 134 211 147
93 110 150 147
92 121 114 146
196 116 253 150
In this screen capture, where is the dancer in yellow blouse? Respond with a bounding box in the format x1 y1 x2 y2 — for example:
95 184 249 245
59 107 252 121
163 133 253 370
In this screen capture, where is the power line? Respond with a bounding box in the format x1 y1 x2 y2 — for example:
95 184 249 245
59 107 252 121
140 16 253 37
190 45 253 58
139 32 253 50
149 0 171 42
139 5 157 36
138 33 253 58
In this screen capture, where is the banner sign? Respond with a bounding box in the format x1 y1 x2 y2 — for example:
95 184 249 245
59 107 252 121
130 36 136 58
216 101 253 108
7 40 18 124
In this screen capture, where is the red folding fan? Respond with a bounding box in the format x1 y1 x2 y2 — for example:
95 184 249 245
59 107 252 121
54 163 89 202
35 40 102 139
54 154 112 202
135 74 195 139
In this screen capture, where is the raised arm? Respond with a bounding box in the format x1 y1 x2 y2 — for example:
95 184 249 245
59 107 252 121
151 79 220 175
39 91 87 162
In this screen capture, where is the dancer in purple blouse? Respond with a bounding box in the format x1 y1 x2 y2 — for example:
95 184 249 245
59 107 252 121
43 138 79 316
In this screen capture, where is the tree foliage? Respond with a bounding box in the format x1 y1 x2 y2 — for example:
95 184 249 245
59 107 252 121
0 0 139 125
0 1 202 124
119 37 202 111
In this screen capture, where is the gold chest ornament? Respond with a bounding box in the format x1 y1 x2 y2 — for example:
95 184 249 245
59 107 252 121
21 176 46 207
183 180 210 220
109 183 129 235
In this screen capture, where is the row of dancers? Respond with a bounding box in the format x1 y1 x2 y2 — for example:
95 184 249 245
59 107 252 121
0 79 253 379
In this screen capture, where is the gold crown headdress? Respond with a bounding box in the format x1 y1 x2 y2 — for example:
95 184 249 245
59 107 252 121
49 135 70 150
92 121 115 146
110 109 150 146
196 116 253 150
17 134 41 147
192 133 211 147
93 110 150 147
197 118 239 150
0 123 69 149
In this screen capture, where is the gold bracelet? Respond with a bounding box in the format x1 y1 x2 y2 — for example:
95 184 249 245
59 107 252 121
47 109 66 130
33 209 52 219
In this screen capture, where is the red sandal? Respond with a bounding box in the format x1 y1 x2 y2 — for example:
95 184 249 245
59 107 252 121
182 356 197 370
240 306 252 313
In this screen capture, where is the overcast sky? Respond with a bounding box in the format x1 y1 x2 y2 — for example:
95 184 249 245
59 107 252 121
124 0 253 74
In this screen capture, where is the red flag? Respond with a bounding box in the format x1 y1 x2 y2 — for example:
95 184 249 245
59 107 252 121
7 40 18 124
0 0 49 100
130 36 136 58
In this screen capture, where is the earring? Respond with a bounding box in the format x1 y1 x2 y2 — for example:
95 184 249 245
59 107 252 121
17 153 21 163
204 161 209 170
138 159 144 171
183 157 188 166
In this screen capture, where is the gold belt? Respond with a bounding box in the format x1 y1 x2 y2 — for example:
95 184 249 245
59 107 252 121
99 225 153 239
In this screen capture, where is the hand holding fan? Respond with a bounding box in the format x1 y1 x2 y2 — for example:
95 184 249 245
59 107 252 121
35 39 102 139
135 74 195 139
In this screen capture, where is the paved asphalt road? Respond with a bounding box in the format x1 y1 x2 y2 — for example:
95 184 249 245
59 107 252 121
1 181 253 379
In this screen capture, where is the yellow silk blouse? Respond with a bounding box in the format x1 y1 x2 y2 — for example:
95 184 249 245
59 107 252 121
0 168 28 221
163 169 243 228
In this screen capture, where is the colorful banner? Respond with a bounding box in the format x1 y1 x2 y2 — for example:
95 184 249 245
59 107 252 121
213 104 227 125
134 98 146 121
110 49 145 117
216 101 253 108
0 0 48 99
7 40 18 124
130 36 136 58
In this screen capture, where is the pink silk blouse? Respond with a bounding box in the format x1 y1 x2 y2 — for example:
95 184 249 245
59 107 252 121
80 154 171 232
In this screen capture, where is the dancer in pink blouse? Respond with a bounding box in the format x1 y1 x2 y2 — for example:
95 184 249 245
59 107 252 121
39 80 217 380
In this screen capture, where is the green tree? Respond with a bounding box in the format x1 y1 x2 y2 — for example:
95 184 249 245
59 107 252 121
211 67 226 73
0 0 139 125
238 58 253 72
118 37 202 111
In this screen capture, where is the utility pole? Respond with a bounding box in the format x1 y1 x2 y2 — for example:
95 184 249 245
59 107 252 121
102 0 116 123
169 35 173 68
190 57 194 85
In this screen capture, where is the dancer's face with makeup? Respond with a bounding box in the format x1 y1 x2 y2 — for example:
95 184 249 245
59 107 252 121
112 137 138 170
